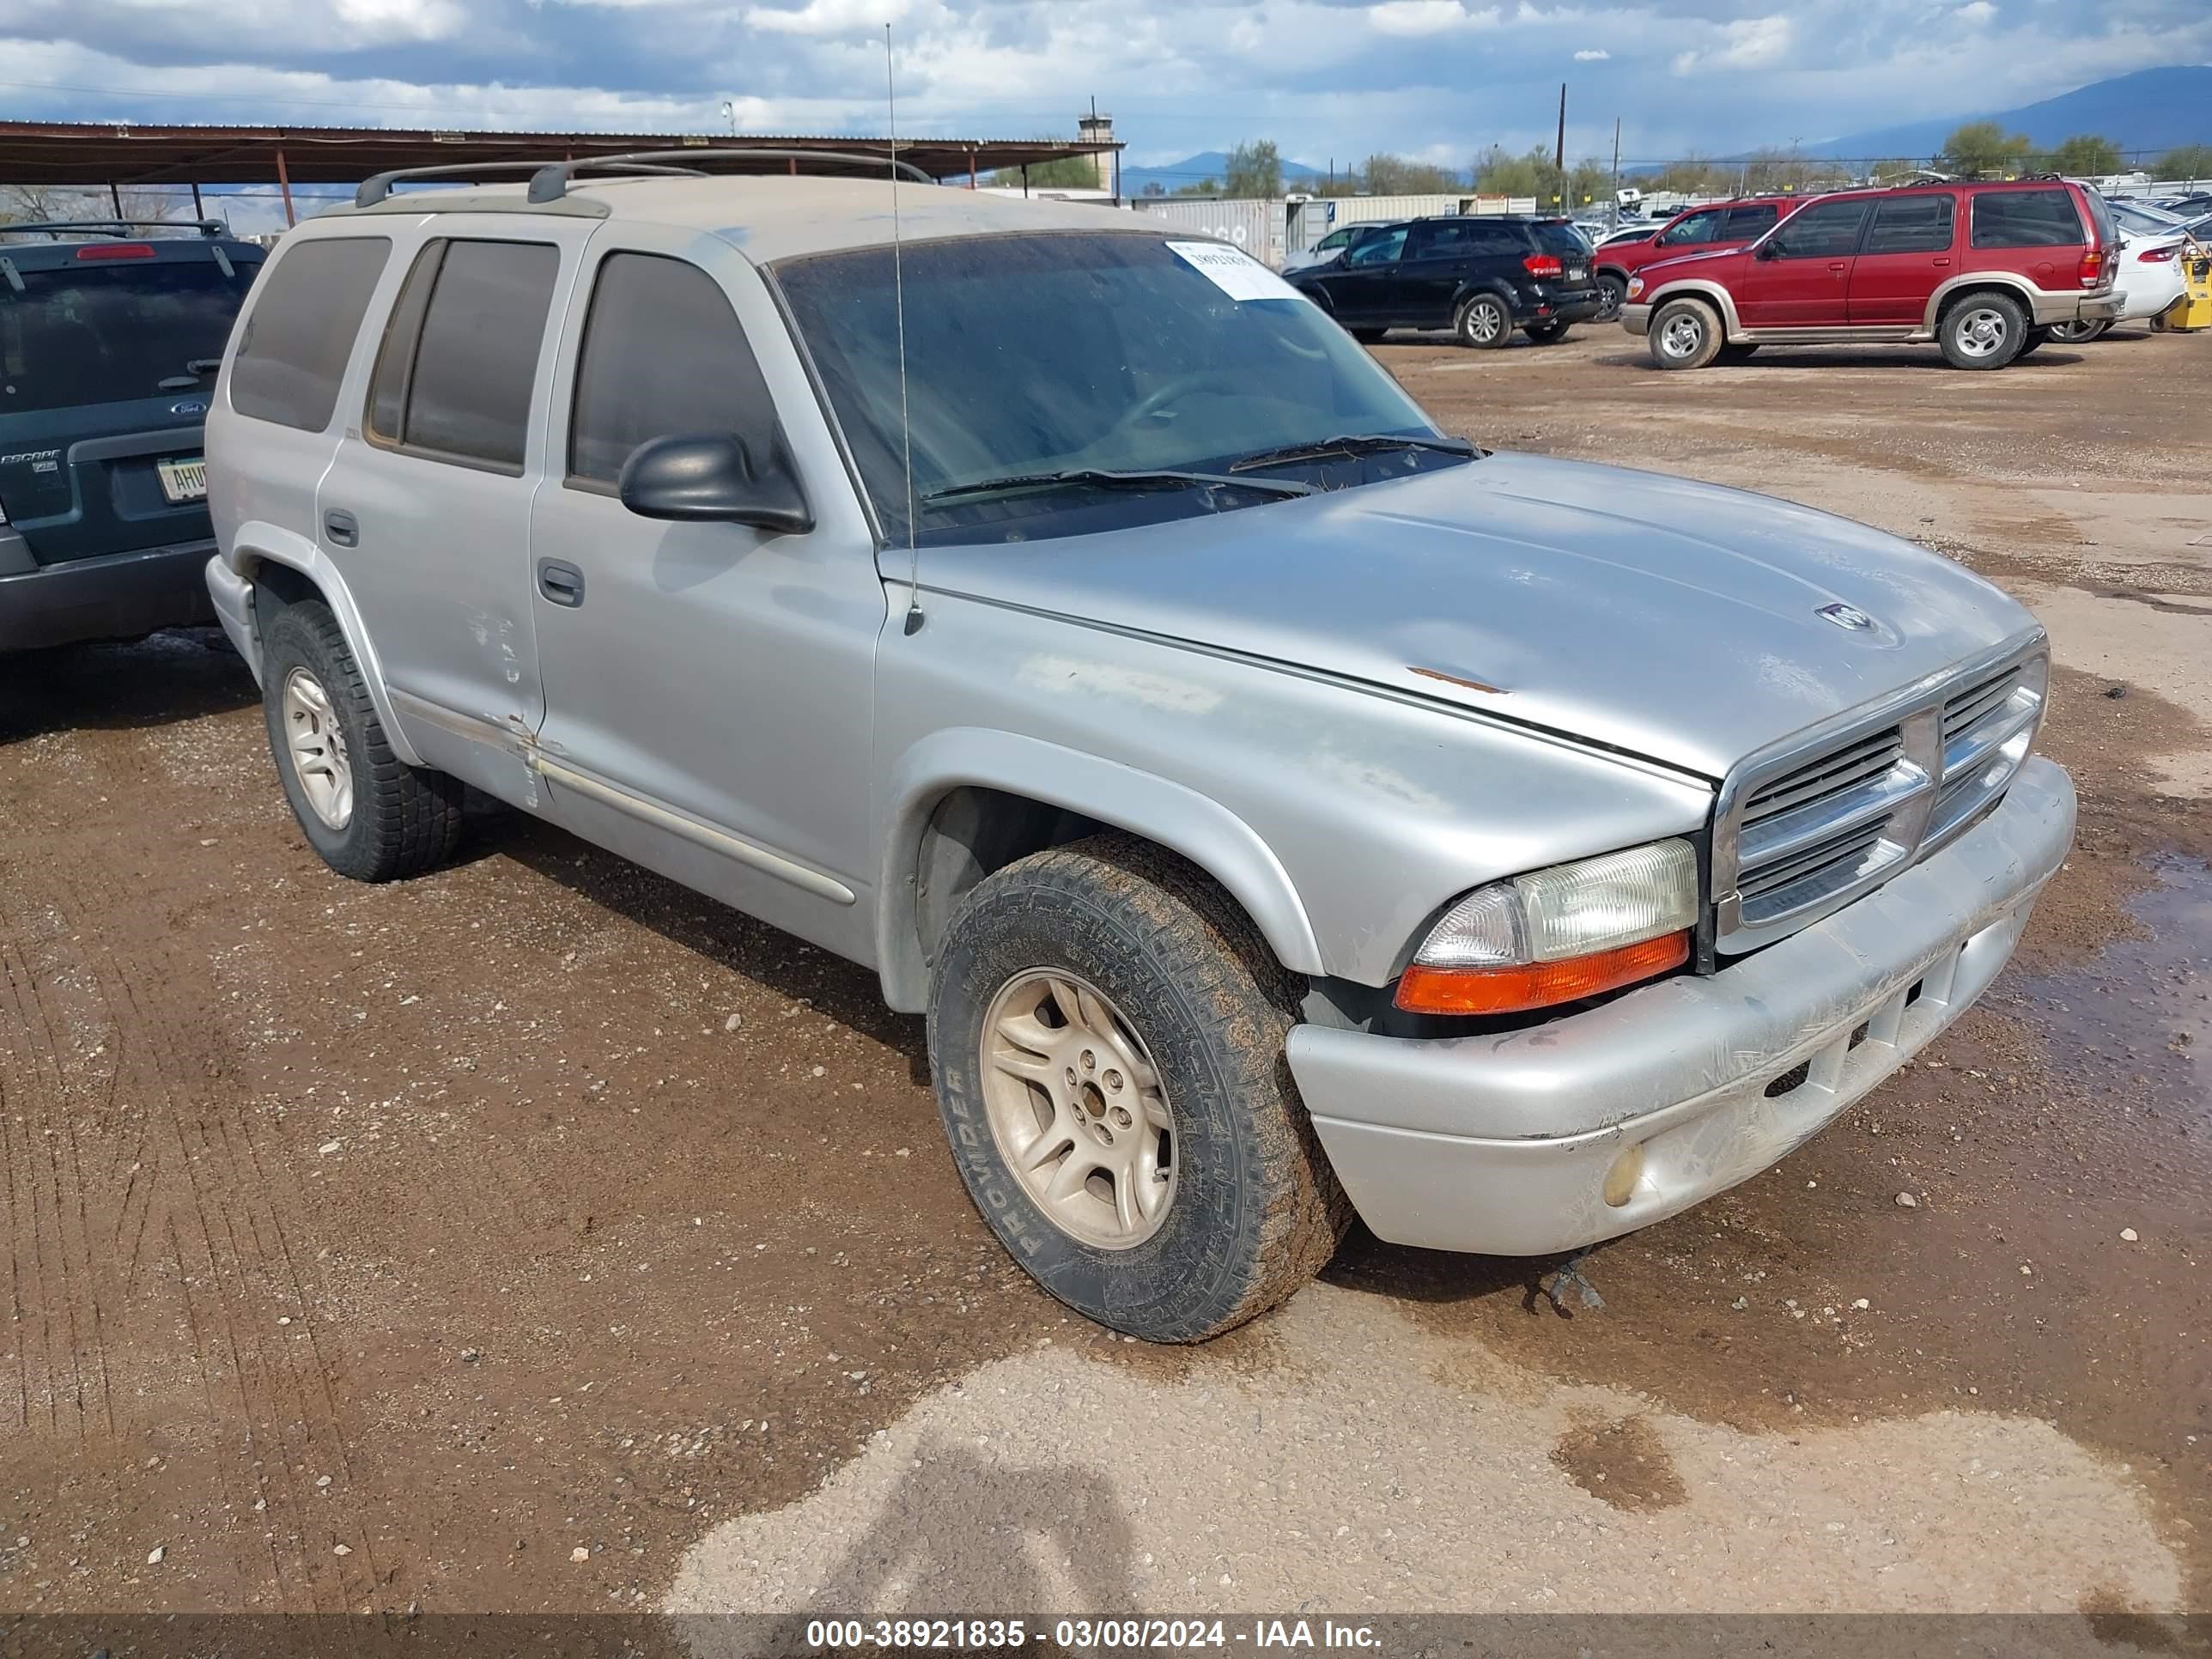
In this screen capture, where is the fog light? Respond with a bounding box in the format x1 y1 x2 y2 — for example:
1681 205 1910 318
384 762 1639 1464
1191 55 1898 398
1602 1142 1644 1207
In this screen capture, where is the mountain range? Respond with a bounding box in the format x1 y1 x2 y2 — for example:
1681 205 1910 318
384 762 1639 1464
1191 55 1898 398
1120 66 2211 192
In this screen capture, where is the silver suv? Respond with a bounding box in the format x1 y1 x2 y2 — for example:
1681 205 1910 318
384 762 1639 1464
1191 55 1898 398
205 155 2075 1343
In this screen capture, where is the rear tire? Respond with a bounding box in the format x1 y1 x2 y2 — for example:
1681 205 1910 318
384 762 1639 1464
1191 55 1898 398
1595 271 1627 321
2045 316 2110 343
259 599 466 883
1715 342 1760 363
927 835 1348 1342
1456 294 1512 349
1523 320 1571 344
1348 327 1388 345
1649 297 1723 369
1939 290 2029 368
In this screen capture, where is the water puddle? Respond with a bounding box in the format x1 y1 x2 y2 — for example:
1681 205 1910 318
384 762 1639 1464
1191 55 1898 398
2006 854 2209 1202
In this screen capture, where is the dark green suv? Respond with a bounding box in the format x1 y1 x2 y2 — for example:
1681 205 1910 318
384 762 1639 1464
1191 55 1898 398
0 219 262 652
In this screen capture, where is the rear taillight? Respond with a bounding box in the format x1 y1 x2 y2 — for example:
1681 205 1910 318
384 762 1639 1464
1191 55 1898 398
2078 247 2106 289
2138 245 2178 263
1522 252 1564 278
76 242 155 261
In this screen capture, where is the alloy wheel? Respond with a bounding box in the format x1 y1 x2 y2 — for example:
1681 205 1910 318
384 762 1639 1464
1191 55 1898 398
282 666 354 830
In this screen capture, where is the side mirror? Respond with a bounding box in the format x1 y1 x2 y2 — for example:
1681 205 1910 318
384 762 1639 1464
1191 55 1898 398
1753 240 1780 260
618 432 812 534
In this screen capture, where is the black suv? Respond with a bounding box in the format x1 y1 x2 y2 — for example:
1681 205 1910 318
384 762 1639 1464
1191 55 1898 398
1 220 263 653
1287 216 1602 348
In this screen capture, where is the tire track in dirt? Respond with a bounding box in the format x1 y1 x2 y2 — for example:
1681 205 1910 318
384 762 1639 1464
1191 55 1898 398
0 720 386 1612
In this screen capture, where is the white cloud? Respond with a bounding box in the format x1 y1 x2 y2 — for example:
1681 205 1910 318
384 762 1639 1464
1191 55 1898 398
1572 47 1608 60
1956 0 1996 21
744 0 908 34
1670 14 1791 75
1366 0 1498 37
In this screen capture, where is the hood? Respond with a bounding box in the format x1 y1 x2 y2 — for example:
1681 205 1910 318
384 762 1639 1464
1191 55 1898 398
920 453 2040 781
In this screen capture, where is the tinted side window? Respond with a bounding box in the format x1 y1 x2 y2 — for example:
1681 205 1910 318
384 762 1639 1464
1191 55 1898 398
1315 229 1349 252
1346 227 1407 267
568 253 781 485
229 237 391 432
1865 194 1955 253
1768 199 1871 258
1658 209 1723 247
1972 189 2082 249
1724 204 1779 239
399 240 559 471
366 241 443 444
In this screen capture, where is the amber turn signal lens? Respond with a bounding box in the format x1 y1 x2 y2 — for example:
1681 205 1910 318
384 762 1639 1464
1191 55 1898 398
1393 930 1691 1016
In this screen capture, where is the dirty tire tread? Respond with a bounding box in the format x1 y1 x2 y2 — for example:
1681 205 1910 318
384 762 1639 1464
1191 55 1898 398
1649 297 1723 370
260 600 465 883
928 833 1350 1342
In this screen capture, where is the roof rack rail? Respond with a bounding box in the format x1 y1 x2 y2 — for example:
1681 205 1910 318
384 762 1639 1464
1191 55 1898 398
355 147 935 210
524 148 934 203
0 217 227 240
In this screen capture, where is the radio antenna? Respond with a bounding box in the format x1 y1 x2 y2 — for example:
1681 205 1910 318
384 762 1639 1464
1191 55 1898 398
886 22 922 635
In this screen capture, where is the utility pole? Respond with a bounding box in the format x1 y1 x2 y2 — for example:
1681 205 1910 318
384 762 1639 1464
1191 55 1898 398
1554 82 1567 209
1610 116 1621 222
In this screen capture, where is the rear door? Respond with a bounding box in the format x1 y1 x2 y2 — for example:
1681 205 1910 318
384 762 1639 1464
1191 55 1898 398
314 220 592 801
0 240 260 563
1967 186 2089 294
1733 197 1872 327
1847 191 1957 325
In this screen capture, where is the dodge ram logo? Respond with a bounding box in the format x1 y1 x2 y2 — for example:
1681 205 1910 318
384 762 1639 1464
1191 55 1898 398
1816 602 1877 632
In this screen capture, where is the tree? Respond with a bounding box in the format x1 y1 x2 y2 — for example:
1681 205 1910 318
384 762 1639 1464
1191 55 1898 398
1358 153 1458 195
2043 134 2123 176
2154 143 2212 180
1472 143 1551 198
1938 121 2033 179
1224 140 1282 199
1648 154 1731 194
986 152 1101 191
0 182 185 225
1172 177 1218 198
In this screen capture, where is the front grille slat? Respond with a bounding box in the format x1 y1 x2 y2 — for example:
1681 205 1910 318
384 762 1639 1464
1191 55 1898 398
1720 647 2045 953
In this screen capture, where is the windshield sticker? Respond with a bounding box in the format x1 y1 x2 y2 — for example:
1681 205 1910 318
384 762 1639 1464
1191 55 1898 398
1166 240 1304 302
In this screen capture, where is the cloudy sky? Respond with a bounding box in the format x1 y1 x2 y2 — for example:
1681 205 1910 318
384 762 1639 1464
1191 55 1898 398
2 0 2207 201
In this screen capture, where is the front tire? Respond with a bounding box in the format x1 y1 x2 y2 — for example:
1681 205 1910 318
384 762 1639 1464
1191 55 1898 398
1649 297 1723 369
1939 290 2029 368
1348 327 1388 345
1595 271 1626 321
1524 319 1571 344
1456 294 1512 349
927 836 1347 1342
1715 342 1760 364
259 599 466 883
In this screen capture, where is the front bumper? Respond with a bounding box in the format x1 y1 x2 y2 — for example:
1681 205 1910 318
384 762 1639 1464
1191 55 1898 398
1620 301 1652 337
0 538 217 654
1285 757 2075 1256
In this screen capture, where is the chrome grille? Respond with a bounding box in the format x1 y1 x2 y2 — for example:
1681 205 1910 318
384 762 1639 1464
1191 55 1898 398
1717 644 2046 954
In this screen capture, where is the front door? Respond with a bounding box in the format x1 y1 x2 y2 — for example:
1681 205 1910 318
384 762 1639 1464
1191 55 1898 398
526 230 884 963
1312 224 1408 324
1848 192 1958 325
1733 198 1873 328
316 218 591 802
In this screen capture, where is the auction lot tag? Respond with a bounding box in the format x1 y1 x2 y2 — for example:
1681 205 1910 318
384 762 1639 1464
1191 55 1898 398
1166 240 1303 302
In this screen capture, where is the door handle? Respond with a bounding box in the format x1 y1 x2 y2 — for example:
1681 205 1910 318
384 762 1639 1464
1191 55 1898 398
536 557 586 607
1932 257 1952 268
1828 261 1848 276
324 508 358 548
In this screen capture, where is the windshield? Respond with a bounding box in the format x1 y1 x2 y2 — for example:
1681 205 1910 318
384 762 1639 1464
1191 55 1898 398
775 232 1452 545
0 255 258 416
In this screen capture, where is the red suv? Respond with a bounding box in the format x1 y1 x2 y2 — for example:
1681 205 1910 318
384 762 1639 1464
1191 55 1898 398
1621 179 2121 370
1592 197 1802 319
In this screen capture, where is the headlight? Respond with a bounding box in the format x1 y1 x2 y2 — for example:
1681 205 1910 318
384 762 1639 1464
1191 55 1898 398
1396 839 1698 1015
1626 276 1645 300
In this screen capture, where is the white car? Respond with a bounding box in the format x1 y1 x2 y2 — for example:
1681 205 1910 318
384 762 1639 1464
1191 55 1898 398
2050 221 2202 339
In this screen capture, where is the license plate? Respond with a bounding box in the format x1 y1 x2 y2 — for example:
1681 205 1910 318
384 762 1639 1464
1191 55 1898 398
1566 265 1587 281
157 458 208 504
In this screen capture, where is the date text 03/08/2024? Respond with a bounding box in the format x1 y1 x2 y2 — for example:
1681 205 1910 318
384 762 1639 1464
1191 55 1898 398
801 1618 1382 1649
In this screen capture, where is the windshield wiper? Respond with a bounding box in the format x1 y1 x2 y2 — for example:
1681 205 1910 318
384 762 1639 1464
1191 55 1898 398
1227 433 1479 472
921 466 1313 506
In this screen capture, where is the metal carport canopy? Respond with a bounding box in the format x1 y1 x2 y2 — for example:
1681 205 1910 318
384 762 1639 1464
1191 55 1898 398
0 122 1120 189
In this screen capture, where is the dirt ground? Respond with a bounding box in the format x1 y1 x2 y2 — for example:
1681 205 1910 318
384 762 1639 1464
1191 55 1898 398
1 324 2206 1635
